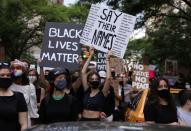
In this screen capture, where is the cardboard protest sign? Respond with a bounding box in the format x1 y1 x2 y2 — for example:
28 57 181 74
132 64 149 89
40 22 83 70
80 4 136 58
96 51 107 75
110 58 124 74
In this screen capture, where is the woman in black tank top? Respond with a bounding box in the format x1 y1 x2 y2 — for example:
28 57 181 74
81 47 112 121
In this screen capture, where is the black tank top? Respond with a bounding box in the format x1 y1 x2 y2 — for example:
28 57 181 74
83 90 105 112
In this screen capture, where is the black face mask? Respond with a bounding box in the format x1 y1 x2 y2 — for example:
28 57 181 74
45 75 49 81
0 77 12 89
90 80 100 89
119 81 123 86
157 89 170 100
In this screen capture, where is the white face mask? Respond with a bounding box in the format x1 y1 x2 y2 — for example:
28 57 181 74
28 76 37 83
100 79 105 84
185 83 190 89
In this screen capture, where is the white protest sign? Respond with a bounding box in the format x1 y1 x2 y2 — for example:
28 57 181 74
132 64 149 89
80 4 136 58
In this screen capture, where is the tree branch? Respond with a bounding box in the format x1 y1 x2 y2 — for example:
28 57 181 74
182 0 191 8
168 2 191 18
155 12 191 21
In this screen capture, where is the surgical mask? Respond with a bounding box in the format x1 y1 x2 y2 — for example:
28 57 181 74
54 79 67 91
90 80 100 89
100 79 105 84
12 69 23 77
0 77 12 89
28 76 37 83
185 83 190 89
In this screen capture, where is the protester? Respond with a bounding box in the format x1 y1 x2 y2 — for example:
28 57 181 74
99 71 115 122
0 62 28 131
39 68 79 124
81 47 111 121
177 90 191 126
9 59 39 127
28 69 45 108
144 78 178 124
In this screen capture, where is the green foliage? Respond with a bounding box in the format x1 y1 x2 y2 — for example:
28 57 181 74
0 0 88 60
79 0 191 75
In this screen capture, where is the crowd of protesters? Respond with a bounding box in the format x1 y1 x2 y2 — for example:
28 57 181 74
0 47 191 131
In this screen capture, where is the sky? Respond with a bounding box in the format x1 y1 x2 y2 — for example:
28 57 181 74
64 0 78 6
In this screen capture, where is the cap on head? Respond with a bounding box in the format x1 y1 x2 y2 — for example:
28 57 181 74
48 68 67 81
0 62 10 69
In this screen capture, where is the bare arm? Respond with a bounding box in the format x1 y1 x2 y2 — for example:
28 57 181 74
102 50 112 97
19 112 28 131
81 47 94 91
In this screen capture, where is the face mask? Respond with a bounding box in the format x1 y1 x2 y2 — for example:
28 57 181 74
185 83 190 89
90 80 100 89
119 81 123 86
157 89 170 100
111 71 115 78
54 79 67 91
0 77 12 89
12 69 23 77
28 76 37 83
45 75 49 81
100 79 105 84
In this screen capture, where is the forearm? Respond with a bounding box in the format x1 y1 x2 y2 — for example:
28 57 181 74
106 57 111 79
82 54 92 74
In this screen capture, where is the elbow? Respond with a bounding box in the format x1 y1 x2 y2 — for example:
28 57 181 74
20 123 28 131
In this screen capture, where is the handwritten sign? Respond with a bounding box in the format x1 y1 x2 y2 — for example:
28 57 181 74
40 22 83 70
80 4 136 58
132 64 149 89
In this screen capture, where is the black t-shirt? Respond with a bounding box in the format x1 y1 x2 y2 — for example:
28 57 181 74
70 85 84 113
39 94 79 124
0 92 28 131
144 103 178 124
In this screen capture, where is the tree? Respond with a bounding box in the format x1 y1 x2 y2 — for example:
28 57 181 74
78 0 191 76
0 0 88 60
78 0 191 28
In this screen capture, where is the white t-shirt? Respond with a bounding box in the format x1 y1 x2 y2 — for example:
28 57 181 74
177 107 191 127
